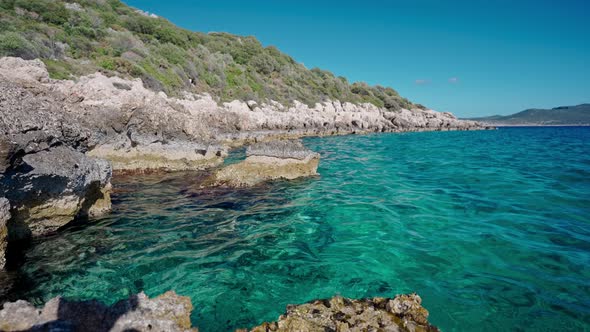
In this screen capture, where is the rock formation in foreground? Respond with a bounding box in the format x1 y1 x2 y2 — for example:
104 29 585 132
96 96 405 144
248 293 439 332
0 291 195 332
0 62 113 258
0 291 438 332
206 140 320 187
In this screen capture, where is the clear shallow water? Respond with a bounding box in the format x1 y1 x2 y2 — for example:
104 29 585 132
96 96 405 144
5 127 590 331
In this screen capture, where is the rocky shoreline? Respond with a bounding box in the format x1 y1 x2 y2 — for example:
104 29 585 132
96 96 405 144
0 56 486 330
0 56 488 267
0 291 438 332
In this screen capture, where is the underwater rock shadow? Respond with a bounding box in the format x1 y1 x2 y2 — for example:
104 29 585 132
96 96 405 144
14 294 140 332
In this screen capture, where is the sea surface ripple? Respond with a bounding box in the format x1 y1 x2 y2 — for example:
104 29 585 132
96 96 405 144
5 127 590 331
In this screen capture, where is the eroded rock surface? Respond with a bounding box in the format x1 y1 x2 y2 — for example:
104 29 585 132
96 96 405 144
207 140 320 187
0 291 438 332
248 293 439 332
0 59 113 265
0 146 112 241
0 198 9 269
0 291 196 332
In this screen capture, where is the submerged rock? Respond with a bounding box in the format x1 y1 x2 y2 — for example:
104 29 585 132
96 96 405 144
0 291 196 332
206 140 320 187
247 293 439 332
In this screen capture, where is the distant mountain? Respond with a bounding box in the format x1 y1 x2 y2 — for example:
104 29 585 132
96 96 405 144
466 104 590 125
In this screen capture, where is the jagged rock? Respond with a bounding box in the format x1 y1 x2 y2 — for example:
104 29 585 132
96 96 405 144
0 65 114 266
0 198 9 269
248 293 439 332
0 291 437 332
0 291 196 332
206 140 320 187
0 145 112 241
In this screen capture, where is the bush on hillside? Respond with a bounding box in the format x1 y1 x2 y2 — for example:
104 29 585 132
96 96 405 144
0 0 421 110
0 31 38 59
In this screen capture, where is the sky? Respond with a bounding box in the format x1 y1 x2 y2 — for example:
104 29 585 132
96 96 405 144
123 0 589 117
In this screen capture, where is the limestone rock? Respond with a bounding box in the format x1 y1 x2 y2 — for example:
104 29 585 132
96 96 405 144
246 140 319 160
0 291 197 332
0 56 487 174
88 139 226 173
0 145 112 241
0 198 9 269
248 293 439 332
206 140 320 187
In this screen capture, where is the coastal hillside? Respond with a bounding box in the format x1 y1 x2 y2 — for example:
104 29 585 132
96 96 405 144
467 104 590 125
0 0 418 110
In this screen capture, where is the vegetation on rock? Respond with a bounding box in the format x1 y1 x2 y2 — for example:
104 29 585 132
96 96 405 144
0 0 418 110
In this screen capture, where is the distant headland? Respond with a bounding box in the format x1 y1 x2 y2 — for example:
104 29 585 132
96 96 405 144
465 104 590 126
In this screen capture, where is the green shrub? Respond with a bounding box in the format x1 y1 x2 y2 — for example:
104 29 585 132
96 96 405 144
157 43 185 65
124 15 157 35
0 0 15 10
154 25 189 47
15 0 69 25
98 57 116 70
43 59 72 79
251 52 279 75
0 31 38 59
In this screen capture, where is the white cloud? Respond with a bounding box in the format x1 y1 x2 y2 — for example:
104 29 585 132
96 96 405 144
448 77 459 83
415 79 431 85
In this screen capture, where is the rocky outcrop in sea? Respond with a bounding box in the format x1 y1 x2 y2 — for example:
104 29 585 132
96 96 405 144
249 293 439 332
205 140 320 187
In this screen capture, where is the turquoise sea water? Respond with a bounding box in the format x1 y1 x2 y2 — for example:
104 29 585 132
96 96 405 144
5 127 590 331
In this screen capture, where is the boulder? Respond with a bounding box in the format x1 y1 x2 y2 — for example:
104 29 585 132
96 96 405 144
0 145 112 241
0 291 196 332
206 140 320 187
248 293 439 332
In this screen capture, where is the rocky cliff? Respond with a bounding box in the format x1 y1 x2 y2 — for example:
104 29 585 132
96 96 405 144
0 58 113 271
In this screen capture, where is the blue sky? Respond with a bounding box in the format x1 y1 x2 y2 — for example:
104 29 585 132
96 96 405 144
124 0 589 117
